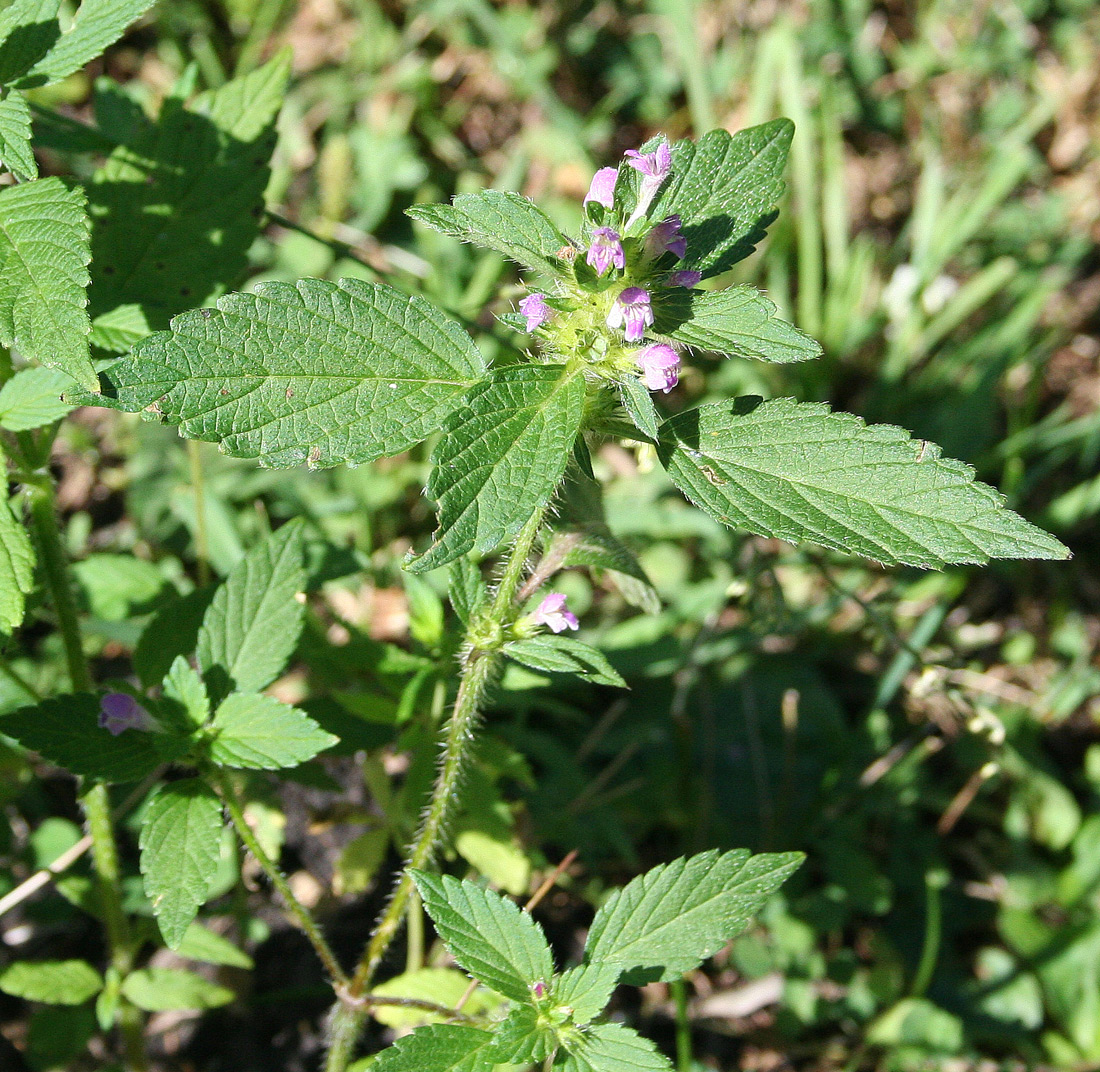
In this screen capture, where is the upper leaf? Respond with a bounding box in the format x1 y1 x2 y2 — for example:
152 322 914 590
369 1024 497 1072
551 962 620 1025
208 692 337 770
0 88 35 180
139 779 224 949
655 285 821 364
658 398 1070 569
584 848 803 983
407 190 569 277
0 177 96 391
0 0 60 85
87 53 289 335
0 692 162 783
409 364 586 573
411 869 554 1003
81 279 487 468
0 365 74 431
0 959 103 1005
0 494 34 634
558 1022 673 1072
195 521 306 699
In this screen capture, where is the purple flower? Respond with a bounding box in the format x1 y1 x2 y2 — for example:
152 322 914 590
584 167 618 209
645 215 686 260
635 343 680 393
99 693 155 736
585 227 625 276
519 293 551 332
668 269 702 288
533 593 579 634
624 140 672 227
606 286 654 343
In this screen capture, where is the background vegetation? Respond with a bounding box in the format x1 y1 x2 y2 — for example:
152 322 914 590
2 0 1098 1069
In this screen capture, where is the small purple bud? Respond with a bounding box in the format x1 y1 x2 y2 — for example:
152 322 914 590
585 227 625 276
533 593 579 634
645 215 686 260
584 167 618 210
668 270 702 288
624 140 673 227
519 293 551 332
532 981 548 999
635 343 680 393
99 693 155 736
606 286 654 343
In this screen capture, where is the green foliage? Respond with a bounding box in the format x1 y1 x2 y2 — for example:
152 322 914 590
85 279 487 468
139 779 224 948
0 365 73 430
557 1022 673 1072
0 493 34 633
658 398 1069 568
617 374 659 440
208 692 337 769
584 848 804 983
0 0 61 84
503 634 626 688
0 87 34 180
369 1023 496 1072
0 959 103 1005
119 967 234 1011
410 365 586 572
0 177 96 390
550 963 620 1025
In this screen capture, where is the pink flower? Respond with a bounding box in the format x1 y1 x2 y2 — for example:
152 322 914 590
668 269 701 288
533 593 579 634
584 167 618 209
99 693 155 736
519 293 551 332
606 286 654 343
635 343 680 393
624 140 672 227
585 227 625 276
645 215 686 260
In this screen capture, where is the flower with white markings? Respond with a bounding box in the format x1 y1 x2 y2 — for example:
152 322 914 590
606 287 654 343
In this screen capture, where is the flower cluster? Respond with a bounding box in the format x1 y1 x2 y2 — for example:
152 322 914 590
518 137 697 402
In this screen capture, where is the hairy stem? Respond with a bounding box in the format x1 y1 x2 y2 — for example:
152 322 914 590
213 768 348 988
325 509 547 1072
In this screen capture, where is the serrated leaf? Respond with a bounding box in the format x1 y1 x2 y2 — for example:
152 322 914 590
0 960 103 1005
119 967 233 1011
195 521 305 698
503 634 626 688
409 364 585 573
0 88 36 180
0 0 60 84
370 968 501 1029
0 692 161 782
658 397 1070 568
174 923 253 968
655 285 821 363
617 374 659 440
0 177 96 391
160 656 210 733
139 779 223 949
584 849 803 983
209 692 337 770
638 121 793 279
80 279 486 468
551 962 619 1025
558 1022 673 1072
370 1024 496 1072
407 190 568 276
485 1005 556 1064
0 494 34 634
412 869 554 1003
16 0 155 88
556 530 660 615
0 365 74 430
87 52 288 331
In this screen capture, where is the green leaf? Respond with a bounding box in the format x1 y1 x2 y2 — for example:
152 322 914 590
0 89 36 180
16 0 155 88
81 279 486 468
0 960 103 1005
195 521 305 698
72 552 165 620
409 365 586 573
503 634 626 688
160 656 210 733
119 967 234 1011
485 1005 556 1064
556 529 660 615
411 869 554 1003
133 584 215 688
174 923 253 969
618 374 659 441
644 120 793 279
209 692 337 770
0 494 34 634
369 1024 496 1072
87 52 289 332
0 177 96 391
139 779 224 949
658 398 1070 568
0 365 73 430
584 848 803 983
370 968 501 1029
0 0 60 85
551 962 619 1025
407 190 568 276
0 692 162 782
655 285 821 363
558 1022 673 1072
449 556 487 624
